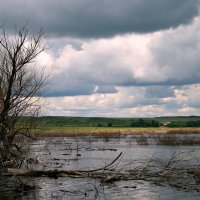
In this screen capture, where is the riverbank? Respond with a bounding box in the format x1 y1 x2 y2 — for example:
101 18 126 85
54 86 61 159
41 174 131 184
35 126 200 137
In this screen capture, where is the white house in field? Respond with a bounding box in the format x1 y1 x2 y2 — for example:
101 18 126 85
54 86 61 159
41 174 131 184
162 121 171 126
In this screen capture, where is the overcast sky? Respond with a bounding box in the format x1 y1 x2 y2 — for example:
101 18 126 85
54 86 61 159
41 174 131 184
2 0 200 117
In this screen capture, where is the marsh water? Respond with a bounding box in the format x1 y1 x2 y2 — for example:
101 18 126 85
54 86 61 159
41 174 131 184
20 134 200 199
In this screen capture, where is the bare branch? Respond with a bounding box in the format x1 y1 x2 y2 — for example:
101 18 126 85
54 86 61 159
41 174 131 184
0 24 48 163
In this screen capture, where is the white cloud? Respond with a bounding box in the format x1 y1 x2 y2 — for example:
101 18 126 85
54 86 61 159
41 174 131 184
41 86 170 117
40 16 200 98
39 15 200 116
173 84 200 108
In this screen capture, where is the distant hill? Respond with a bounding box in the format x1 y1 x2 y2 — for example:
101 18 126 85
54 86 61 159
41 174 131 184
37 116 200 127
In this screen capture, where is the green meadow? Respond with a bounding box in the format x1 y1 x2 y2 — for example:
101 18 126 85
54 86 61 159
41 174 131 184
38 116 200 127
34 116 200 136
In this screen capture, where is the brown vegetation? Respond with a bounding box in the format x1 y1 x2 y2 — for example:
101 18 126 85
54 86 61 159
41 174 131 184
36 127 200 138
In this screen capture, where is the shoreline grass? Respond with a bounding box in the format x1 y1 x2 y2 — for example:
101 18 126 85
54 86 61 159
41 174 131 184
35 126 200 137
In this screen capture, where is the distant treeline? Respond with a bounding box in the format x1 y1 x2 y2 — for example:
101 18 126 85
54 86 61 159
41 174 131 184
130 119 160 127
33 116 200 128
99 119 200 128
168 120 200 127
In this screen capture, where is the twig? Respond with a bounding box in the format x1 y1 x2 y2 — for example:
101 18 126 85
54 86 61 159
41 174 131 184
80 152 122 173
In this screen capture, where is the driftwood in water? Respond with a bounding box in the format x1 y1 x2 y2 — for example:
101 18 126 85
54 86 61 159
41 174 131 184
3 152 123 178
5 168 85 177
3 151 200 192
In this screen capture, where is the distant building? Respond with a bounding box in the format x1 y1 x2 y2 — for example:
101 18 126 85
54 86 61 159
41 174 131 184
162 121 171 126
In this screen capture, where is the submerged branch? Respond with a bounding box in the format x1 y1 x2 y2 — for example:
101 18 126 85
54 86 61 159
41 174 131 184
3 152 123 178
80 152 122 173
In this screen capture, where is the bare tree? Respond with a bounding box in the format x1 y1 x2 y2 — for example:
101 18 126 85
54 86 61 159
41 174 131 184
0 24 48 164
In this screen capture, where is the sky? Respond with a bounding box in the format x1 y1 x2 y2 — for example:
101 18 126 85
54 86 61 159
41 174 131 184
1 0 200 117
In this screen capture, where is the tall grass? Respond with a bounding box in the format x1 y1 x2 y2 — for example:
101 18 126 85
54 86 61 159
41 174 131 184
35 126 200 137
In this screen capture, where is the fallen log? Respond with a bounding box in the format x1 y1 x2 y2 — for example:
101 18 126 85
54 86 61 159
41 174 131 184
4 168 86 178
3 152 123 178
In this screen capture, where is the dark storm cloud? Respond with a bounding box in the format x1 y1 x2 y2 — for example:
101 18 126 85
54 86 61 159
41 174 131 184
94 86 118 94
45 76 95 97
145 86 175 98
0 0 199 38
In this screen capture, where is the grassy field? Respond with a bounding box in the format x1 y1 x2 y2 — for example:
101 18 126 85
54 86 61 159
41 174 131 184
31 116 200 137
35 126 200 137
38 116 200 127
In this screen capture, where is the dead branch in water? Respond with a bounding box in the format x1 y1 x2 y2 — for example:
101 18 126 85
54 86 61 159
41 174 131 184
5 168 86 178
2 149 200 193
80 152 122 173
3 152 123 178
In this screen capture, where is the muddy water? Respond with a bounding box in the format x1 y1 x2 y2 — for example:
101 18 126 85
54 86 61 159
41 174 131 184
22 134 200 200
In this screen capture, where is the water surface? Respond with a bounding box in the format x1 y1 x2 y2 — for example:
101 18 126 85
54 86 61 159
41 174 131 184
22 134 200 200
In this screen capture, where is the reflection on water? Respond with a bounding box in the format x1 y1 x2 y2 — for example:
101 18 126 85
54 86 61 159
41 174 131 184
21 134 200 199
24 177 200 200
